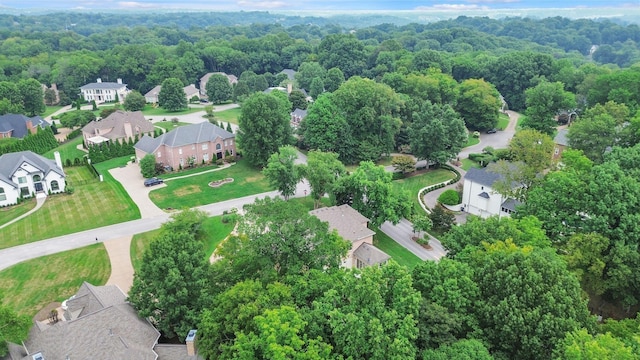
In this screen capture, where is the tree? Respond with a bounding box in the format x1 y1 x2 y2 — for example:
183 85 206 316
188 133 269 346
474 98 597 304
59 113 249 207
522 80 576 135
302 150 346 209
58 110 96 129
469 241 593 360
158 77 187 112
139 154 157 178
238 92 293 167
568 113 618 164
553 329 636 360
392 155 416 174
333 161 411 226
295 62 327 90
409 101 468 166
263 145 302 200
421 339 493 360
205 73 232 104
564 232 610 296
509 129 555 172
123 90 146 111
317 34 367 78
0 299 30 357
324 67 345 92
43 87 58 106
17 78 45 116
456 78 502 131
309 77 324 99
429 205 455 233
289 89 308 110
128 210 212 339
299 93 351 160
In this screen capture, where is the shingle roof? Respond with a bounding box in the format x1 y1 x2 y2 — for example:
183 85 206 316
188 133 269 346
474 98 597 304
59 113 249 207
554 128 569 146
291 108 307 118
80 82 127 90
134 122 234 153
309 205 376 242
200 72 238 85
0 114 50 138
0 151 64 188
501 198 522 212
82 110 154 141
279 69 296 81
145 85 200 99
464 166 503 188
353 242 390 266
155 344 202 360
144 85 162 98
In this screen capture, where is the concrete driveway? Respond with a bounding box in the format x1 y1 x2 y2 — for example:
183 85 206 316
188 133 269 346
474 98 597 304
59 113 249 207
109 162 167 219
459 110 520 159
380 219 447 261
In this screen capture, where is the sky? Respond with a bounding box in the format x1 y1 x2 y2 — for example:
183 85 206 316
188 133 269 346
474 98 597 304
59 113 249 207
0 0 639 11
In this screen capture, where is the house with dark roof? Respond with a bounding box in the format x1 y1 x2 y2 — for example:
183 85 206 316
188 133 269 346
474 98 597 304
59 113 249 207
134 122 235 170
310 204 390 268
0 114 50 139
279 68 296 81
462 166 520 218
6 282 201 360
0 151 65 206
80 78 130 103
82 110 154 146
290 108 307 129
144 84 201 104
554 128 569 161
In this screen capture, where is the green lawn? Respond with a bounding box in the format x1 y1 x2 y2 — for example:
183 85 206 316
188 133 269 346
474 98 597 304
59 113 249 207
149 160 273 209
130 215 235 273
373 229 422 269
42 106 65 118
0 161 140 249
0 198 37 226
142 105 204 117
0 244 110 316
154 121 191 132
465 135 480 148
213 107 241 125
497 113 510 130
392 169 456 210
43 136 86 164
461 158 481 171
161 164 221 179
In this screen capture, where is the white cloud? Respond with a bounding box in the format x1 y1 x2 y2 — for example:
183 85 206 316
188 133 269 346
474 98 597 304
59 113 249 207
415 4 489 10
237 0 287 9
118 1 156 7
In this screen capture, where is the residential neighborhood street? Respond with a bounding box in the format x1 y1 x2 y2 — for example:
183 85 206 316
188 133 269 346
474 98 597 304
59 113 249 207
380 219 447 261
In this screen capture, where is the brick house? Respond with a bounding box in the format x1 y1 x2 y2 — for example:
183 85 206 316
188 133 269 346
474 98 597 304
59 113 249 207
134 122 235 170
310 205 390 268
0 114 50 139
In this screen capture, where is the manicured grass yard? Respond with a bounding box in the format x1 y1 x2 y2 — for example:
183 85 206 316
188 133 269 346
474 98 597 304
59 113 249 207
161 163 220 179
0 244 110 316
0 198 36 226
497 113 510 130
0 162 140 249
149 160 274 209
461 158 481 171
392 169 456 210
43 136 86 165
214 107 241 125
153 121 192 132
130 215 235 272
142 105 204 116
42 105 64 118
373 229 422 268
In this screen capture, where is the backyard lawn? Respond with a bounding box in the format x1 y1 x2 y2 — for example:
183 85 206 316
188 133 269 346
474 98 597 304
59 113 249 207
461 158 481 171
42 105 64 118
0 162 140 249
0 198 37 226
497 112 510 130
43 136 86 164
130 215 235 272
142 105 204 116
149 160 273 209
465 135 480 148
153 121 192 132
213 107 241 125
392 169 456 210
373 230 422 269
0 244 110 316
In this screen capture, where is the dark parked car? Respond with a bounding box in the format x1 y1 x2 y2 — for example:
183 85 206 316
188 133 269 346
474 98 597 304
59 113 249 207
144 177 164 187
486 128 497 134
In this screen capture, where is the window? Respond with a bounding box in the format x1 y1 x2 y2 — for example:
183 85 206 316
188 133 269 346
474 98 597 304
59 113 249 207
51 180 60 191
555 147 560 155
18 176 27 184
356 258 366 269
192 145 195 150
224 140 227 146
33 175 41 182
157 152 161 158
178 148 183 155
203 153 209 162
215 143 221 150
0 187 5 201
20 187 29 197
202 143 208 150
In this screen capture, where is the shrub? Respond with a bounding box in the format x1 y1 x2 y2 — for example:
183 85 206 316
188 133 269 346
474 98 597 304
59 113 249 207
224 155 236 163
65 186 75 194
216 159 225 166
438 189 460 205
472 131 480 138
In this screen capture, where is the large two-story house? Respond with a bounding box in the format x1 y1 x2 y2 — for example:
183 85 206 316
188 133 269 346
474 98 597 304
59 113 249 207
134 122 235 170
82 110 154 146
462 166 520 218
0 114 50 139
0 151 65 206
80 78 130 104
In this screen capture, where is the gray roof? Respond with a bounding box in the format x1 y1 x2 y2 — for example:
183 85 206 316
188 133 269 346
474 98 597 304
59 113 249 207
279 69 296 81
353 242 390 266
144 85 162 98
291 108 307 118
155 344 202 360
310 204 376 242
0 151 64 189
554 128 569 146
82 110 154 141
13 282 160 360
501 198 522 212
464 166 503 188
0 114 50 138
134 122 234 153
200 72 238 85
80 81 127 90
145 84 199 99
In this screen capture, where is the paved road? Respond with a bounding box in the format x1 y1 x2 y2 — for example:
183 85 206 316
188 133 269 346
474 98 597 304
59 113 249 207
380 219 446 261
459 110 520 159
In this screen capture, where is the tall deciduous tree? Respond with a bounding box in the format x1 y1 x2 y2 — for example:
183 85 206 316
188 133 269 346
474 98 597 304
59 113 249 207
409 101 467 166
299 93 351 159
302 150 346 209
128 210 212 339
262 145 302 200
288 90 308 110
295 62 327 90
0 299 30 357
139 154 157 178
17 78 45 116
205 73 232 104
158 77 187 112
123 90 146 111
522 80 576 135
553 329 636 360
456 78 502 130
324 67 345 92
333 161 411 226
238 92 293 167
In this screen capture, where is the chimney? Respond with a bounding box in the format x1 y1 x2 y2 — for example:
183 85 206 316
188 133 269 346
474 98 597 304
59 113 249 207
287 83 292 94
97 78 102 83
54 151 63 170
185 330 197 356
117 78 122 84
124 122 133 139
25 119 34 134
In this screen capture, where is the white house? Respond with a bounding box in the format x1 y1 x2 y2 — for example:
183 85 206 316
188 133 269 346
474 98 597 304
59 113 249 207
0 151 65 206
144 84 200 104
462 167 520 218
80 78 129 104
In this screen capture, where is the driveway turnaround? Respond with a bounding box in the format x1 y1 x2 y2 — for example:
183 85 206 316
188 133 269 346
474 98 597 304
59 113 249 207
380 219 447 261
109 162 167 219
